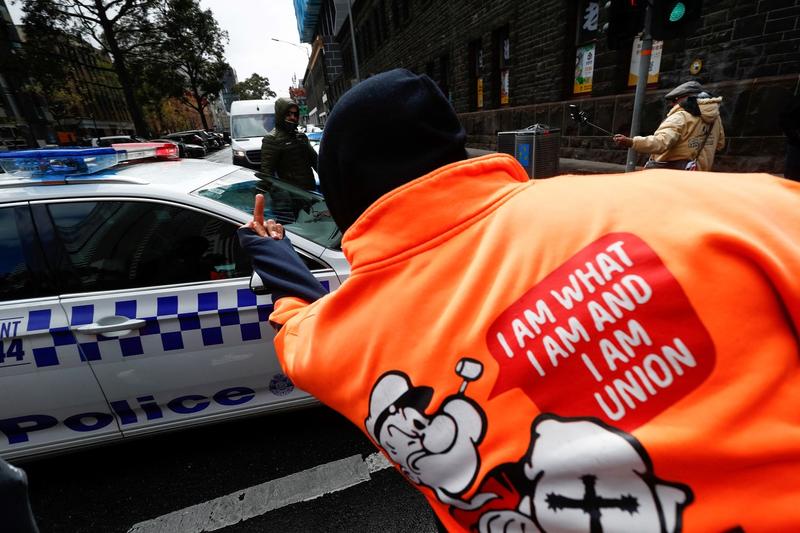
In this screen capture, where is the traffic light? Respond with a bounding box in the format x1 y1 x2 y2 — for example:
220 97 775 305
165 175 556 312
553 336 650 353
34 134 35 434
651 0 703 40
606 0 646 50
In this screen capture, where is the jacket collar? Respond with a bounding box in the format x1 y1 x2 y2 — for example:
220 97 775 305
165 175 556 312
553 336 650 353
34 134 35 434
341 154 530 270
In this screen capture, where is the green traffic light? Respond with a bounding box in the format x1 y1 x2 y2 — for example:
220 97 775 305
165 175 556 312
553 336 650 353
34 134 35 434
669 2 686 22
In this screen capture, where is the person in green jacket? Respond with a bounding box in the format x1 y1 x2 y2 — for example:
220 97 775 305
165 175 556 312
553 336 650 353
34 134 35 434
260 98 318 191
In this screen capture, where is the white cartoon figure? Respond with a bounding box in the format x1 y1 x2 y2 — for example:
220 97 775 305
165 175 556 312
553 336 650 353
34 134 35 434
480 415 693 533
366 363 694 533
365 358 497 510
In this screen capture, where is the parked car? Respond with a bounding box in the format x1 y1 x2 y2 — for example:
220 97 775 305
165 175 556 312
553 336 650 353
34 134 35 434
164 132 209 151
93 135 147 147
206 130 226 146
0 144 345 461
150 138 206 159
179 129 222 150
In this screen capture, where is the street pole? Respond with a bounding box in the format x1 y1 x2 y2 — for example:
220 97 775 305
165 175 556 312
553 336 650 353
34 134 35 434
626 1 653 172
347 0 361 83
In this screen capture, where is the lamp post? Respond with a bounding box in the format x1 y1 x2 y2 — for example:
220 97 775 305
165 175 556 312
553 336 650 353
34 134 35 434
270 37 310 60
347 0 360 83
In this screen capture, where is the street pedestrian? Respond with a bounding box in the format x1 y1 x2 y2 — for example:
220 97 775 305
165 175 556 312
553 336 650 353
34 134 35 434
239 69 800 532
613 80 725 171
259 97 318 191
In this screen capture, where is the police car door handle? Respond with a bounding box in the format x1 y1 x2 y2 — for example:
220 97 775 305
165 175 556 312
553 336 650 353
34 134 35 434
72 317 146 335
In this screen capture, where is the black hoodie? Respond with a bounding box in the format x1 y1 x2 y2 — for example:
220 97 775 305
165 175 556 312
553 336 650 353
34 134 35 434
318 69 468 233
239 70 468 304
259 97 318 191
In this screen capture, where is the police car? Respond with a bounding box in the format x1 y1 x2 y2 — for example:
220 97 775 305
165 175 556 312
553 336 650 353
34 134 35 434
0 143 347 461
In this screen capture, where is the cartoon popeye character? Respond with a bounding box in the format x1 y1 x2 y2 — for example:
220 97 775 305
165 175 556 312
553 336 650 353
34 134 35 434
365 358 497 510
366 362 694 533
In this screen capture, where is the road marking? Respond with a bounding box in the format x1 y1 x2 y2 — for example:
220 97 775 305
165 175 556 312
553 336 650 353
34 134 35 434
127 453 394 533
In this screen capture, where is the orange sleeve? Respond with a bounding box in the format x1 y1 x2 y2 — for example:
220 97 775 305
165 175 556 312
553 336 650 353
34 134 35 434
269 296 322 387
268 296 313 327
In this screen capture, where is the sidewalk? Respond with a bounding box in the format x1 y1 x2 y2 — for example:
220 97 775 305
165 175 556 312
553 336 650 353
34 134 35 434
466 147 628 175
560 157 628 174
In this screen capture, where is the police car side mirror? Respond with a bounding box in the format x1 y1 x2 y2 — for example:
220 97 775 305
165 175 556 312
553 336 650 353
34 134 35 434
249 272 270 295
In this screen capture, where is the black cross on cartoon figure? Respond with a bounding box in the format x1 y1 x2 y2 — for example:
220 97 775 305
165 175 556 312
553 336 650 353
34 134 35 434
546 474 639 533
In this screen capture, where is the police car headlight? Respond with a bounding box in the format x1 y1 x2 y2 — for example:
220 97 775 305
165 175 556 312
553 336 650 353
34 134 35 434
233 150 246 157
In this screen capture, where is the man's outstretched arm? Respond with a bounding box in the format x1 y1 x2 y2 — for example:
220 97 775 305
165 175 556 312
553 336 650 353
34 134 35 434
237 194 327 304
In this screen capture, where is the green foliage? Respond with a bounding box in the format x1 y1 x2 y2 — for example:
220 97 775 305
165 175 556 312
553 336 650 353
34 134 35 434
233 74 277 100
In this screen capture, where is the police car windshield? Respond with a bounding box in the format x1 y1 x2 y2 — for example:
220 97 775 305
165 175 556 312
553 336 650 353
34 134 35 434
231 114 276 138
193 170 342 250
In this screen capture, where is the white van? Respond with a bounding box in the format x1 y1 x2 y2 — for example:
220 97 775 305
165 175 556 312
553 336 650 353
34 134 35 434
230 100 275 169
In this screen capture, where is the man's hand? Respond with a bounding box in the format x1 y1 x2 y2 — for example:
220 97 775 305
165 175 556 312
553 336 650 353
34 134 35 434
242 193 284 239
613 134 634 148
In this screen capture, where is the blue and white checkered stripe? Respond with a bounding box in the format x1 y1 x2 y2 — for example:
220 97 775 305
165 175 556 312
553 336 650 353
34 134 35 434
24 281 328 369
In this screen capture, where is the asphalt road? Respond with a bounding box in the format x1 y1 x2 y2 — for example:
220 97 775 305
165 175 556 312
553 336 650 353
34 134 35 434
23 405 438 532
204 146 234 165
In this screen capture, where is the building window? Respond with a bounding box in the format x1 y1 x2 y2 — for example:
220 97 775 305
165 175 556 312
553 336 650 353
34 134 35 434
492 25 510 107
468 39 484 111
574 0 600 95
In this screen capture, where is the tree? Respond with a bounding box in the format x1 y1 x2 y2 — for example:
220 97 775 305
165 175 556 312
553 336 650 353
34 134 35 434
20 0 162 136
9 26 131 142
233 74 277 101
157 0 229 130
132 54 185 134
2 30 83 127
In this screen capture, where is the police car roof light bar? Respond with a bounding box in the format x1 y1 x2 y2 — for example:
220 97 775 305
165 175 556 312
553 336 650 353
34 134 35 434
112 142 179 161
0 143 179 179
0 147 120 178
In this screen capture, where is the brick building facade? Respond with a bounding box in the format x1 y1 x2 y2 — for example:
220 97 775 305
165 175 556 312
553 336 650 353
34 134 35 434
299 0 800 173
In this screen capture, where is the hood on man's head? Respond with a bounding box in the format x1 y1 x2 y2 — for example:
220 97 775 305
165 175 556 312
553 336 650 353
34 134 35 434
275 97 299 131
665 80 704 100
318 68 467 233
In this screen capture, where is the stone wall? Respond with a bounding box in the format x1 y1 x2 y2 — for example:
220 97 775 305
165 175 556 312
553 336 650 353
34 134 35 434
459 74 799 172
342 0 799 173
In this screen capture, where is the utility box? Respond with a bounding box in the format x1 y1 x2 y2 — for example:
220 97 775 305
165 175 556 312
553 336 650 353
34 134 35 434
497 124 561 179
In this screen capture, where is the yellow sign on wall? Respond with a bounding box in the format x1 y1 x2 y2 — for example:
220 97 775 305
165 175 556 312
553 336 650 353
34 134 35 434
628 37 663 86
477 78 484 108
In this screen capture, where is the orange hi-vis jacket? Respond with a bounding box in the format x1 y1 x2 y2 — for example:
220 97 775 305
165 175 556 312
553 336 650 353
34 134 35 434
270 154 800 532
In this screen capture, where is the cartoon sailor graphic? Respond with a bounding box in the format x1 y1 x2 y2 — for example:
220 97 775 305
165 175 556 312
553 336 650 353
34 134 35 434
365 360 694 532
365 358 497 510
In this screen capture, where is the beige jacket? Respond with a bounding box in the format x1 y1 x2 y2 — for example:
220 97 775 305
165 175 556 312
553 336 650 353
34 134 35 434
632 96 725 171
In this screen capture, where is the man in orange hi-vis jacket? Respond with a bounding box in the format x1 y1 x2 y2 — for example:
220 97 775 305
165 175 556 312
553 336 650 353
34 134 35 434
237 69 800 532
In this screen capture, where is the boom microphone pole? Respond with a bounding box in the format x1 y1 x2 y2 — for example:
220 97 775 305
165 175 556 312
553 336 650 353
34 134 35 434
568 104 613 136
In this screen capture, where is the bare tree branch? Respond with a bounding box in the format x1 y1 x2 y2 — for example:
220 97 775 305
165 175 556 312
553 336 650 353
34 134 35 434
51 5 100 24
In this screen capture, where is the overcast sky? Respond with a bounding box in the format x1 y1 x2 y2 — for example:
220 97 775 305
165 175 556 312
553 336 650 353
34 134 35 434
6 0 310 100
